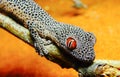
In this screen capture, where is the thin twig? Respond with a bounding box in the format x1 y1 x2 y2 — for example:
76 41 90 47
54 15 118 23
73 0 87 8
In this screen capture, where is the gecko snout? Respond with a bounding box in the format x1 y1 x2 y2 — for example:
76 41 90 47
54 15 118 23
87 32 96 45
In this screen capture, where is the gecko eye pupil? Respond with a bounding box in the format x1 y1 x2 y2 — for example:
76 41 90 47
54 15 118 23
66 37 77 50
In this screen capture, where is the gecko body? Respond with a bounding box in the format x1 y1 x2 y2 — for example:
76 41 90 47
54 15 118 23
0 0 96 65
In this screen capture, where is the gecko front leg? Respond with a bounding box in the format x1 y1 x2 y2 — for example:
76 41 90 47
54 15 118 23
26 20 51 56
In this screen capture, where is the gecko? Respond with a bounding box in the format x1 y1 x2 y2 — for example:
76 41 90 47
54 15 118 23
0 0 96 65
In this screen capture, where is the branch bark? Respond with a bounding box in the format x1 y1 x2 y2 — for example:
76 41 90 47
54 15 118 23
0 13 120 77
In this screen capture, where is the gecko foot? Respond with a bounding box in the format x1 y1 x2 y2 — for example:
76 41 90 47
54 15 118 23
34 40 49 56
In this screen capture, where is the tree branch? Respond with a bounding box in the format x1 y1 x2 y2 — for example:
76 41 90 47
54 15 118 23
0 13 120 77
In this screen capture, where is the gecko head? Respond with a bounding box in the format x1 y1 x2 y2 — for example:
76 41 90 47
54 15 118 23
62 27 96 65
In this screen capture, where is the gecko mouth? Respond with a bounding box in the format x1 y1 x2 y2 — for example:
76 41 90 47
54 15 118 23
57 44 94 67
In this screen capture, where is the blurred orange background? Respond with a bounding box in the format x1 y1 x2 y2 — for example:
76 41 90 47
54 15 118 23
0 0 120 77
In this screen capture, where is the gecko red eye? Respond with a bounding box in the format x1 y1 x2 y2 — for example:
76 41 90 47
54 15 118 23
66 37 77 50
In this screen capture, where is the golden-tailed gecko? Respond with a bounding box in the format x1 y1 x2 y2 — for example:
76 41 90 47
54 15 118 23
0 0 96 66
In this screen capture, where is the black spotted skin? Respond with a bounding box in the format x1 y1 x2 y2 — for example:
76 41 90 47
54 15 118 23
0 0 96 64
